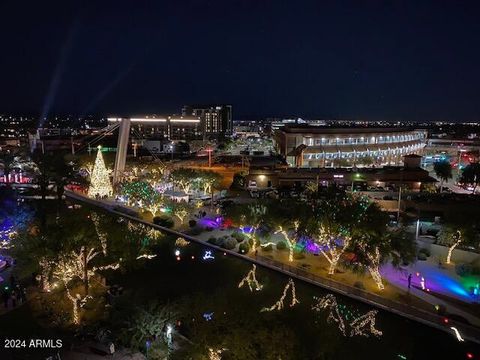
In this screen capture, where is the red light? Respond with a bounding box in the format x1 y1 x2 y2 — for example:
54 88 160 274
466 353 473 359
191 256 195 259
443 318 449 324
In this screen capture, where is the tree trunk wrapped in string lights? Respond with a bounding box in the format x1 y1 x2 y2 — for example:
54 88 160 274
446 230 462 265
51 246 120 324
275 221 300 262
316 224 351 275
365 246 384 290
91 212 108 255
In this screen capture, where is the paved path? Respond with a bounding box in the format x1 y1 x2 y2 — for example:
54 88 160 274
382 264 480 327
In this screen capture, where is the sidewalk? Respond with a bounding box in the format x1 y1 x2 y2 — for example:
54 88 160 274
382 264 480 327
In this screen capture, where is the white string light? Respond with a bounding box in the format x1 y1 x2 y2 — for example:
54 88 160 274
88 146 113 198
175 237 190 247
136 254 157 260
261 278 299 312
312 294 382 338
238 264 263 292
91 212 108 255
450 327 465 342
349 310 383 337
312 294 346 336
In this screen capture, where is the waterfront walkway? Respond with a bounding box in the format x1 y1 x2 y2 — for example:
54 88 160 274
65 189 480 344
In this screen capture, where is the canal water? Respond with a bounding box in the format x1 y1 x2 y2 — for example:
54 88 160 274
0 197 477 359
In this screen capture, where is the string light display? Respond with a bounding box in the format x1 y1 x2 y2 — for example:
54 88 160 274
446 230 462 265
357 243 385 290
349 310 383 337
261 278 299 312
173 208 188 223
208 348 225 360
260 242 276 248
450 327 464 342
119 181 159 207
312 294 346 336
203 250 215 260
312 294 382 338
275 221 300 262
316 225 351 275
136 254 157 260
91 212 108 255
88 146 113 198
175 237 190 247
366 247 384 290
51 246 120 324
238 264 263 292
203 312 214 321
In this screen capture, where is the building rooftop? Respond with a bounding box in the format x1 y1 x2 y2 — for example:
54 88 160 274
278 125 422 134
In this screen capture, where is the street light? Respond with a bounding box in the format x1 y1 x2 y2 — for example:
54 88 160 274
351 173 361 193
206 147 213 167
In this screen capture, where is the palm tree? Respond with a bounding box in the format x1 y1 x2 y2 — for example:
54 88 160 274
460 162 480 194
433 160 452 192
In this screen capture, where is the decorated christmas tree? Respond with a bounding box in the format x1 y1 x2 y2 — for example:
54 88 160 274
88 146 113 198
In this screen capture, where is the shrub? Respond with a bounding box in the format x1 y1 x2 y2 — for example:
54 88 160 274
153 216 174 228
213 237 225 247
205 226 214 232
189 226 203 236
417 253 427 261
276 241 287 250
208 236 217 244
293 252 305 260
418 248 431 257
188 219 197 228
261 244 273 252
239 242 250 254
231 231 246 243
426 229 439 237
472 266 480 275
222 237 237 250
455 263 472 277
248 238 254 246
353 281 365 290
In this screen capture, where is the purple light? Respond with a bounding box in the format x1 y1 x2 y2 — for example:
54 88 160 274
198 218 221 229
240 226 254 234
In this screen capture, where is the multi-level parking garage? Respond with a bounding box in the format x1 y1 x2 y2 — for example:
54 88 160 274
274 126 427 167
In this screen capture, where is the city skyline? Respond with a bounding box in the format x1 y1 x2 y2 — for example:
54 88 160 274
1 1 479 122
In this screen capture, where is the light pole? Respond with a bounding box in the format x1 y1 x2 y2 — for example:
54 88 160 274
207 147 213 168
351 172 361 193
397 168 404 223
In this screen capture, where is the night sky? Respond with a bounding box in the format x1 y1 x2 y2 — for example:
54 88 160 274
1 1 479 121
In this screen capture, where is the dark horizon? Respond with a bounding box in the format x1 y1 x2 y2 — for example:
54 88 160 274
1 1 480 122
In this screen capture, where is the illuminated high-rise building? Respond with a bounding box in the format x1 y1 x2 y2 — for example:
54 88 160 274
182 104 232 138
